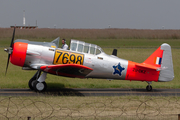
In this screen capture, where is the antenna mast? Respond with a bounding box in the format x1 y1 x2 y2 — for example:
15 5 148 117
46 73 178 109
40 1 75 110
23 10 25 26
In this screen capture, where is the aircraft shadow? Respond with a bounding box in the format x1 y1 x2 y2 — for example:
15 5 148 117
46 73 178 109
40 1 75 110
42 83 84 96
42 88 85 96
42 85 164 97
129 89 163 92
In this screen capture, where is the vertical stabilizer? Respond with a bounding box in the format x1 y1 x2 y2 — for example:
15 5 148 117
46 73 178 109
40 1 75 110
143 46 163 67
158 43 174 82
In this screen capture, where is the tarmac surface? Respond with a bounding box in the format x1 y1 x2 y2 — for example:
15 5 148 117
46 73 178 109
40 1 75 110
0 88 180 96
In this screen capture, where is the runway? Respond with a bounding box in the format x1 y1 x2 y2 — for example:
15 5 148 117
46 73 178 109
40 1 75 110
0 88 180 96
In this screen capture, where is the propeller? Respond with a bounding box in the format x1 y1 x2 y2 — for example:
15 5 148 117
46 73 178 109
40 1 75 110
4 27 16 75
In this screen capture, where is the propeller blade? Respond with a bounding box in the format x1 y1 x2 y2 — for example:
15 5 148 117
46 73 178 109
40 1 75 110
10 27 16 47
5 27 15 75
5 54 10 75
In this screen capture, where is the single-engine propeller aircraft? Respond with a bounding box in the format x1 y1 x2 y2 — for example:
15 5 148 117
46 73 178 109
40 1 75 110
4 28 174 92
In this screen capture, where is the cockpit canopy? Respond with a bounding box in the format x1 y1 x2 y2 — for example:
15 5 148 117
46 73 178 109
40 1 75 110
70 39 103 55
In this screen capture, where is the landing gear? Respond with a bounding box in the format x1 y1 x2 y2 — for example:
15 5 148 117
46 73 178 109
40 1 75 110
146 82 152 91
28 70 47 92
33 81 47 92
146 85 152 91
28 70 41 90
28 79 36 90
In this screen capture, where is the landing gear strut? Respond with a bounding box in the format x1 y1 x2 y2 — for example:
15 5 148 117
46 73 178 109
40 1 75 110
33 72 47 92
28 70 47 92
146 82 152 91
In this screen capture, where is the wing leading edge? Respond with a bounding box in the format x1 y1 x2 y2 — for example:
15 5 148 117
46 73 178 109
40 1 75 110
40 64 93 78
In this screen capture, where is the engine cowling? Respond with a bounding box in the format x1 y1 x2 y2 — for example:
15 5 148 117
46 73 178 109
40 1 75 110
10 42 28 67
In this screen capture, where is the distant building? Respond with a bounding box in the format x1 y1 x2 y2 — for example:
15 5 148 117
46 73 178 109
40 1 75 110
10 10 38 29
10 26 38 29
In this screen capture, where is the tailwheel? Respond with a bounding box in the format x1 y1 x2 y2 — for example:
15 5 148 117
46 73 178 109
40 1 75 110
146 85 152 91
33 81 47 92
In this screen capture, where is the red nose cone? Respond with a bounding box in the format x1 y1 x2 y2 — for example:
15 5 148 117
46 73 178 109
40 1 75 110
10 42 28 67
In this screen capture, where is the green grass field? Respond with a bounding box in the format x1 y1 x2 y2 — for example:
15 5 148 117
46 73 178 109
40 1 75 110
0 35 179 89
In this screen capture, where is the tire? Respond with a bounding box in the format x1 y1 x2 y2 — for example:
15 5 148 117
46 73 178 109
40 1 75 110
146 85 152 91
28 79 36 90
33 81 47 92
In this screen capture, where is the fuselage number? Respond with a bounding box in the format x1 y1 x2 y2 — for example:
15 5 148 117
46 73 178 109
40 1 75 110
53 50 84 65
133 68 146 74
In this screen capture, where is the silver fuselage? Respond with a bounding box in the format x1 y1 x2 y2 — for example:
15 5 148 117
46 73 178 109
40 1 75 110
11 39 174 83
23 42 128 80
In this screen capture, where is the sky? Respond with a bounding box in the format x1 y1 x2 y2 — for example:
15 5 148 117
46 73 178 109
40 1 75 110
0 0 180 29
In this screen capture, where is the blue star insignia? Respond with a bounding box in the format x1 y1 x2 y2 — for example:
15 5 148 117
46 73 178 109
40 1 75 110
113 63 125 76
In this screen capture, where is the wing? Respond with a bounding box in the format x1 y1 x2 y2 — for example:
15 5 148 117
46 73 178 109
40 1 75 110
40 64 93 78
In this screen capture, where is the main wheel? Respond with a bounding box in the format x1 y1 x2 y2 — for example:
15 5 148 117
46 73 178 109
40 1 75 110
33 81 47 92
28 79 36 90
146 85 152 91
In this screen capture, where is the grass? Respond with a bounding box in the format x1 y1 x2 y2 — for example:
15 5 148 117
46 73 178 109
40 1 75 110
1 28 180 40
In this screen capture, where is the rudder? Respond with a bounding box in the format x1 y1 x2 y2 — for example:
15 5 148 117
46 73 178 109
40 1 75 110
158 43 174 82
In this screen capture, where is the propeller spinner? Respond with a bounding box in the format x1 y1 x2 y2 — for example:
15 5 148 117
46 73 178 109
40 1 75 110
4 27 16 75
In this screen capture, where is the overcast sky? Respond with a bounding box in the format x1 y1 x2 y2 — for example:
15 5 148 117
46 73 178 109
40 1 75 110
0 0 180 29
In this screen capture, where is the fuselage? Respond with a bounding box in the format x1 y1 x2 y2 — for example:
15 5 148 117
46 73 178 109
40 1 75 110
10 39 161 82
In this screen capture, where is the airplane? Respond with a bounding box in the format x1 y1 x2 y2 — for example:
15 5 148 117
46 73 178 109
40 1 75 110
4 28 174 92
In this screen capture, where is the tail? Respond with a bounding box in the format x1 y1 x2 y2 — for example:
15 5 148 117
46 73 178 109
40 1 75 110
143 43 174 82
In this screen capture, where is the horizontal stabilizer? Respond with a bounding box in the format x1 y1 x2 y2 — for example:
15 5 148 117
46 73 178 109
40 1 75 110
136 63 158 70
136 63 167 71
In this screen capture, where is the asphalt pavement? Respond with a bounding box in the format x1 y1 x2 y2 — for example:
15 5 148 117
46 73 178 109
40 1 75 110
0 88 180 96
